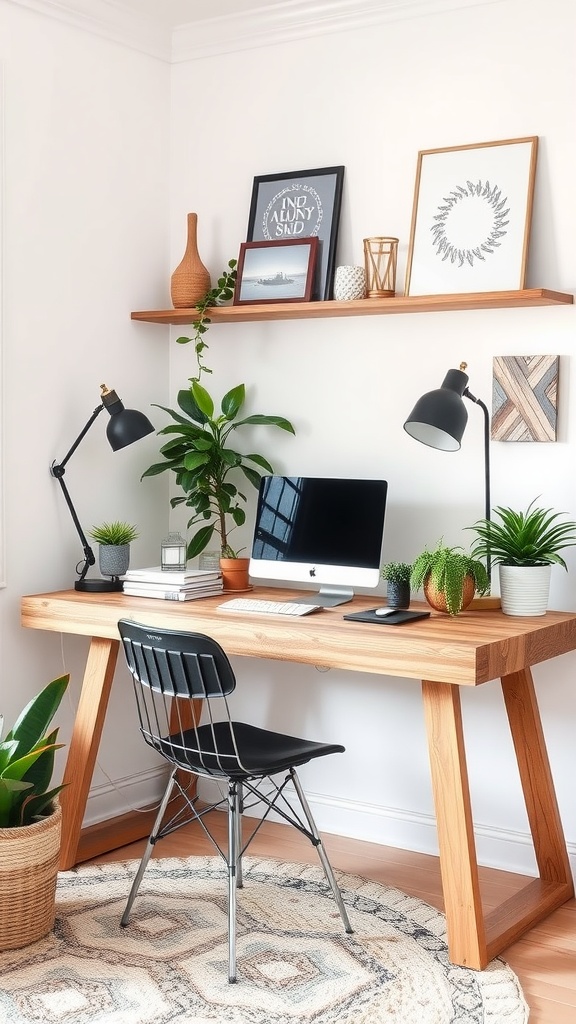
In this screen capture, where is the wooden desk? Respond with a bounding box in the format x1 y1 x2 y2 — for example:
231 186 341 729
21 586 576 969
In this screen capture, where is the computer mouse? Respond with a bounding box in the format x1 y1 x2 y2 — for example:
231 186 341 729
374 607 398 616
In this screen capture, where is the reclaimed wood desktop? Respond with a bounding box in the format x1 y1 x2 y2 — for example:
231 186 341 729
21 587 576 969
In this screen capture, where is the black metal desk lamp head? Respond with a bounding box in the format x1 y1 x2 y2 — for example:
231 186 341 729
51 384 154 592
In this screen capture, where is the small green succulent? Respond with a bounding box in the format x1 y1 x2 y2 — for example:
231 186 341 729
381 562 412 584
89 521 139 546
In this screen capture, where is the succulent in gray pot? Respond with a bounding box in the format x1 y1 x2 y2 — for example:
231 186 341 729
381 561 412 609
89 521 139 579
469 499 576 616
0 674 69 949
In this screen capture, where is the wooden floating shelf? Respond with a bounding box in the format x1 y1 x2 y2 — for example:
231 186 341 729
131 288 573 326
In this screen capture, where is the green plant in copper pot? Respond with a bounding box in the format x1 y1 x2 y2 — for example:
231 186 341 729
411 542 489 616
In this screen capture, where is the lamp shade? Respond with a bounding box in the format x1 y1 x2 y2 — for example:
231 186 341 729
403 367 469 452
101 386 154 451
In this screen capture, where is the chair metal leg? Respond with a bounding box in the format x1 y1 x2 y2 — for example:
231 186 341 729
121 771 177 927
235 783 244 889
290 769 353 934
227 781 238 982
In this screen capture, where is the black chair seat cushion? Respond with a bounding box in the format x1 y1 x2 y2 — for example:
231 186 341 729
160 721 345 779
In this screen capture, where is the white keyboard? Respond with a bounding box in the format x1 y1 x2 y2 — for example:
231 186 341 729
218 597 323 616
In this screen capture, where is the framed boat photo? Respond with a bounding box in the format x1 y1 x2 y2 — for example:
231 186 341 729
246 166 344 300
233 238 319 305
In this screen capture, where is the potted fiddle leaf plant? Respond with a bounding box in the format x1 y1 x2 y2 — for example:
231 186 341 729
469 498 576 615
89 520 139 579
381 561 412 609
142 380 295 591
0 674 69 950
411 542 489 615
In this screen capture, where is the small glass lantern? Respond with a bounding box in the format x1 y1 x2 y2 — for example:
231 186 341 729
160 531 187 571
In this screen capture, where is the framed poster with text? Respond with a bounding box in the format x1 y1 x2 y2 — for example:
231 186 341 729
247 165 345 300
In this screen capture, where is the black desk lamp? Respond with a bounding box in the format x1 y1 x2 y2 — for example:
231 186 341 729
403 361 492 583
51 384 154 592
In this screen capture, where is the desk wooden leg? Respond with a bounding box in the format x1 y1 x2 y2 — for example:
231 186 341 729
59 636 119 870
421 679 486 968
423 671 573 970
501 668 572 886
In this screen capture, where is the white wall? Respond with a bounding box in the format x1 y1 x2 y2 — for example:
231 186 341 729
1 0 575 876
0 1 171 812
167 0 576 874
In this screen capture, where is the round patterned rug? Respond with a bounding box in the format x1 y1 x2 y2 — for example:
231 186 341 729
0 855 528 1023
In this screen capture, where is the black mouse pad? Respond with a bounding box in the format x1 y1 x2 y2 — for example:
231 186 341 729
343 609 431 626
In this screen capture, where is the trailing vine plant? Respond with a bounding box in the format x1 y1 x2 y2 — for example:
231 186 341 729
175 259 237 382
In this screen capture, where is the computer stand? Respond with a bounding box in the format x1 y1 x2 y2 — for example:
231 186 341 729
292 586 355 607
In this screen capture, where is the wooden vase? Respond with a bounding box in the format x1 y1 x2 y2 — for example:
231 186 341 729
170 212 211 309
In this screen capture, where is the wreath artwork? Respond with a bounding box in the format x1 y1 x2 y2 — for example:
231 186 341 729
261 184 324 240
430 180 510 268
405 137 537 295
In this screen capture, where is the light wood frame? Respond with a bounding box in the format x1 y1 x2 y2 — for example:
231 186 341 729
405 137 538 296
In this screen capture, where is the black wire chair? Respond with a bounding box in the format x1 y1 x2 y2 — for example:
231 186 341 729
117 618 353 982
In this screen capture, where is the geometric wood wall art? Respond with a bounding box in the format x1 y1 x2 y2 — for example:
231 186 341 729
492 355 559 441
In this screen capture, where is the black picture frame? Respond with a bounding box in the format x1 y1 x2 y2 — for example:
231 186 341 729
246 165 345 300
233 238 319 305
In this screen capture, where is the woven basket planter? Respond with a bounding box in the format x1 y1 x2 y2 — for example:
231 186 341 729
0 802 62 950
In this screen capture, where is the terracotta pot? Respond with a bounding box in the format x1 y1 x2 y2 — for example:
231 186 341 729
424 574 476 614
170 212 211 308
220 557 250 592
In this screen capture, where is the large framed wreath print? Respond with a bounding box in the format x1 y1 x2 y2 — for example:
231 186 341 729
404 137 538 296
247 165 345 300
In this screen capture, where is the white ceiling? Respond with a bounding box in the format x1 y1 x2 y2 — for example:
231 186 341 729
114 0 279 28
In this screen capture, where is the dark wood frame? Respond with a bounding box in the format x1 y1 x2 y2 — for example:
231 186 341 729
246 165 344 300
233 238 318 305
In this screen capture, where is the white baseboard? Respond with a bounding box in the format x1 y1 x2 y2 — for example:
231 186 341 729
197 778 576 881
84 766 168 827
86 772 576 882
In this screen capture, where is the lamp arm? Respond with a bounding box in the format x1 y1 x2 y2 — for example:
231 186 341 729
51 471 95 582
50 404 104 582
54 403 104 472
463 388 491 583
463 389 490 523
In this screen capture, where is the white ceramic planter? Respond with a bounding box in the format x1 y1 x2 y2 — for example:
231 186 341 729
498 564 551 616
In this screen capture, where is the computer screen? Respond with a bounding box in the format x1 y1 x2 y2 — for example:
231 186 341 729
249 476 388 606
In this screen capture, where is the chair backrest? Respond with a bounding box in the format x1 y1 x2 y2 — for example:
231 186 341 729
118 619 239 775
118 619 236 697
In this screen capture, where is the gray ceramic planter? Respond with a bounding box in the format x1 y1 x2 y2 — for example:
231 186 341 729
99 544 130 578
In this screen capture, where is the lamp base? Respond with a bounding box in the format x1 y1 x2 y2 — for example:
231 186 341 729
75 577 123 593
469 594 502 611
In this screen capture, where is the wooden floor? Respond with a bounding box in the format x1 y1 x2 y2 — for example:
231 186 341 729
91 813 576 1022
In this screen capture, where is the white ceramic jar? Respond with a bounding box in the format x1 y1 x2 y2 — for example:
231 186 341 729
333 265 366 301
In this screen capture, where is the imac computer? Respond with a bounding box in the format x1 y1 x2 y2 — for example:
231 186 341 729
249 476 388 606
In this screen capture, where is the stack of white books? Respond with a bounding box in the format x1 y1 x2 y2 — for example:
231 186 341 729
122 566 223 601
